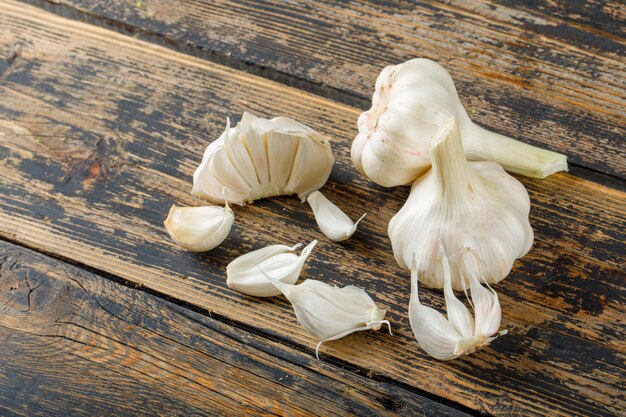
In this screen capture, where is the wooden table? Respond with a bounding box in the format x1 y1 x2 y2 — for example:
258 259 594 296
0 1 624 415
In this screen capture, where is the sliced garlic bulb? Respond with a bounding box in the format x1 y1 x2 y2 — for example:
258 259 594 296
193 112 335 205
352 58 567 186
270 277 391 359
388 118 533 290
306 191 366 242
226 240 317 297
409 248 507 361
164 204 234 252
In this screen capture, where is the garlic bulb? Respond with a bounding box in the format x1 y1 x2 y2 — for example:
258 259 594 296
270 277 391 359
226 240 317 297
352 58 567 186
193 112 335 205
164 204 234 252
307 191 366 242
409 248 507 360
388 118 533 290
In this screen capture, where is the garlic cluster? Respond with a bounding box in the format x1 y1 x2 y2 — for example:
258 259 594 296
226 240 317 297
352 58 567 187
193 112 334 205
409 248 506 360
164 204 234 252
269 277 391 359
389 118 533 290
307 191 366 242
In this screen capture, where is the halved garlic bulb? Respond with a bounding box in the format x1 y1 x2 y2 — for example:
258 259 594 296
388 118 533 290
269 277 391 359
164 204 234 252
307 191 366 242
226 240 317 297
352 58 567 187
193 112 335 205
409 248 507 361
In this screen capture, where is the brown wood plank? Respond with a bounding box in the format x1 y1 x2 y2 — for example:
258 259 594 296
0 2 624 415
24 0 626 178
0 241 467 417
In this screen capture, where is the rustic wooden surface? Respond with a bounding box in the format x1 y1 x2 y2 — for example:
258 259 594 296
0 0 624 416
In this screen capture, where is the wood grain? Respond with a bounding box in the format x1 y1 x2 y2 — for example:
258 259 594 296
25 0 626 178
0 241 467 417
0 2 624 416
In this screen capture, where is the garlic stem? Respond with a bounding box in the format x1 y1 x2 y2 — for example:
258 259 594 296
466 124 568 179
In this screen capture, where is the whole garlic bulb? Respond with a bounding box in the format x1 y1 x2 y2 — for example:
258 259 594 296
193 112 334 205
388 118 533 290
164 204 234 252
352 58 567 187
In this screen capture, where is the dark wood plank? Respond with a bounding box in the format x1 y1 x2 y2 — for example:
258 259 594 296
0 2 624 416
24 0 626 178
0 240 468 417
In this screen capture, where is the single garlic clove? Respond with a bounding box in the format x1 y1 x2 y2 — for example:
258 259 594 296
192 112 335 205
388 117 534 290
270 277 391 359
227 240 317 297
352 58 567 186
306 191 366 242
164 203 234 252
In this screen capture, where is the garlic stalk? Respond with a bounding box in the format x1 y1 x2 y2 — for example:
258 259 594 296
164 204 234 252
193 112 335 205
226 240 317 297
269 276 391 359
352 58 567 186
307 191 366 242
409 248 507 361
388 118 533 290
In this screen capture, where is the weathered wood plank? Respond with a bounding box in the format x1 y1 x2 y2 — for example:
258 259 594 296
0 241 468 417
24 0 626 178
0 2 624 416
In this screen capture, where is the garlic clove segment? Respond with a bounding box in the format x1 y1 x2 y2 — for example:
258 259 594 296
409 249 506 361
164 203 234 252
226 240 317 297
352 58 567 186
388 118 534 290
307 191 366 242
270 278 391 359
193 112 335 205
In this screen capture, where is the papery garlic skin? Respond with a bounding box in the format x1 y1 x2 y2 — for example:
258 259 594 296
388 118 533 290
352 58 567 186
270 278 391 359
307 191 366 242
226 240 317 297
164 204 234 252
193 112 335 205
409 249 506 361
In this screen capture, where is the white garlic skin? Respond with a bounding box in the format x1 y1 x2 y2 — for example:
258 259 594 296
164 204 234 252
388 118 533 290
193 112 335 205
352 58 567 187
306 191 366 242
226 241 317 297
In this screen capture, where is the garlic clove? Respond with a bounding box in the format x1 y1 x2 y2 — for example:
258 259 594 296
306 191 366 242
192 112 334 205
353 58 567 186
164 203 234 252
270 278 391 359
388 117 534 290
227 240 317 297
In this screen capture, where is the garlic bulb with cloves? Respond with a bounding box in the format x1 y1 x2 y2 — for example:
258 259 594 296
352 58 567 187
164 204 234 252
269 276 391 359
226 240 317 297
193 112 334 205
409 248 507 361
388 118 533 290
307 191 366 242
